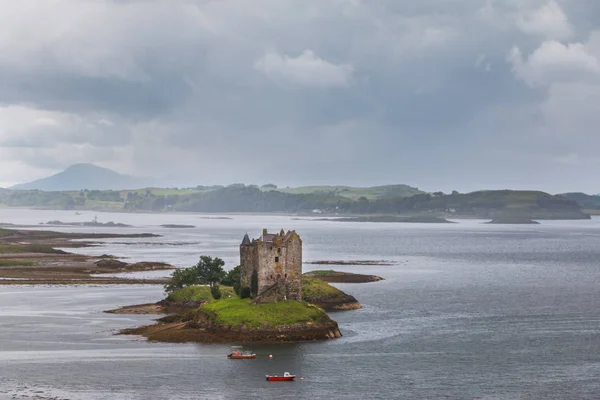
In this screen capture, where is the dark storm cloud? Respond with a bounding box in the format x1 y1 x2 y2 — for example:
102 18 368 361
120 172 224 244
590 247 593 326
1 0 600 192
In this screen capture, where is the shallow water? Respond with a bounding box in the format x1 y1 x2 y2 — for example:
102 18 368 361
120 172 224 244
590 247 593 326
1 209 600 399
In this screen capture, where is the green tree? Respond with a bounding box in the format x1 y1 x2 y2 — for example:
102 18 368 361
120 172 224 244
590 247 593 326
163 255 226 294
221 265 241 287
250 269 259 298
194 256 226 287
164 267 198 294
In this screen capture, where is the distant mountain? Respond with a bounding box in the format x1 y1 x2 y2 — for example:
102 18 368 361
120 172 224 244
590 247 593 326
10 164 155 191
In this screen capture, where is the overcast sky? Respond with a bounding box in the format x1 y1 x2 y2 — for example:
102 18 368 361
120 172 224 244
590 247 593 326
1 0 599 193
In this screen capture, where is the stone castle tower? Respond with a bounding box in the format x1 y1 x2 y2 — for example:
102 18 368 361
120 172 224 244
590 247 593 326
239 229 302 300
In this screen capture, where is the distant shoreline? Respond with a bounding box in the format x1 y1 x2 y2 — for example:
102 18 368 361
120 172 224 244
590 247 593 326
1 206 597 222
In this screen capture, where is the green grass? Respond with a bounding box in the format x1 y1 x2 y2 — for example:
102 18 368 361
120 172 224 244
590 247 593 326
306 270 342 276
199 297 328 328
0 228 15 237
0 244 65 254
301 276 350 302
168 279 350 305
267 184 424 200
122 188 208 197
167 285 237 302
0 260 38 267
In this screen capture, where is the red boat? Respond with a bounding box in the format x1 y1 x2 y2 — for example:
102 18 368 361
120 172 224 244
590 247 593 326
266 372 296 381
227 346 256 359
228 353 256 359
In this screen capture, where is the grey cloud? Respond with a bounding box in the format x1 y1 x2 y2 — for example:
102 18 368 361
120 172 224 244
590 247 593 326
2 0 600 192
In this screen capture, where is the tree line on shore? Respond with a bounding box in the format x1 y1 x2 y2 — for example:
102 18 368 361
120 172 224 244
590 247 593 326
0 185 592 219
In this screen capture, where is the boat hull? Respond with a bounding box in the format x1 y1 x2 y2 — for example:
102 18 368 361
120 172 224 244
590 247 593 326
266 376 295 381
228 355 256 359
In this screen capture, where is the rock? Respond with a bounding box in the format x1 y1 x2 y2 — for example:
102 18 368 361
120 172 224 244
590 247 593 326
94 259 128 268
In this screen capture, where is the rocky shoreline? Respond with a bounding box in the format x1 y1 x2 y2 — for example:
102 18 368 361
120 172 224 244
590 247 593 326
121 319 342 343
0 227 174 284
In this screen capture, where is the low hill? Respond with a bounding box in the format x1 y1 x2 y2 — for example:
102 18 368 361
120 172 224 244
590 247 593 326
0 185 590 220
559 192 600 210
10 164 155 191
267 184 424 200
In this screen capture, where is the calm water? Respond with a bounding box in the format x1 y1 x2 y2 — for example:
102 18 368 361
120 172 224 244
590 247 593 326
1 209 600 399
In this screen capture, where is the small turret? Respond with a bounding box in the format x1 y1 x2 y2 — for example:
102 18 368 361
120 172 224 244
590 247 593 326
241 233 251 246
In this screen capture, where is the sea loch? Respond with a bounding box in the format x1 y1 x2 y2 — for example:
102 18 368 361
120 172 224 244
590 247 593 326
0 209 599 399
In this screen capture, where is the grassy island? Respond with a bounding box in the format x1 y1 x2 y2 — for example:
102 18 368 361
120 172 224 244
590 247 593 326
302 277 361 310
121 297 341 343
304 270 383 283
113 276 363 342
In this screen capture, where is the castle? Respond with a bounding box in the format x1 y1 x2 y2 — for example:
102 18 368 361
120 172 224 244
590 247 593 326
239 229 302 300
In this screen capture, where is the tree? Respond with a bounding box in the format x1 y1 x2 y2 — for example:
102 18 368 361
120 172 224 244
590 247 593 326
221 265 241 286
193 256 226 287
250 269 259 298
163 255 226 294
164 267 198 294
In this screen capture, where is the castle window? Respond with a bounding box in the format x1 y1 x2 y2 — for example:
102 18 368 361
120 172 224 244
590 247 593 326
276 274 281 281
275 256 279 263
284 273 287 279
277 248 281 255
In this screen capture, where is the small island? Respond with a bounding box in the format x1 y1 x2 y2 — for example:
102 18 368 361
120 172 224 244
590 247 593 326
43 218 132 227
121 297 341 343
306 260 395 266
310 215 454 223
115 229 361 343
485 217 540 225
304 270 384 284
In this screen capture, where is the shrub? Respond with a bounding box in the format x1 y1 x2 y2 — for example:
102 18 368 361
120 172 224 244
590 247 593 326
233 281 241 295
239 287 251 299
250 270 258 298
211 285 222 300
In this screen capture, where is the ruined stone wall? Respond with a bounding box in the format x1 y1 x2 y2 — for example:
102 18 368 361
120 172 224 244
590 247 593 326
239 244 258 288
256 242 279 295
239 231 303 300
284 235 303 300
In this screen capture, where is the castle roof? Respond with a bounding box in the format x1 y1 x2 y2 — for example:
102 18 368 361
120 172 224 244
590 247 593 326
259 229 299 244
241 233 251 245
260 233 277 243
